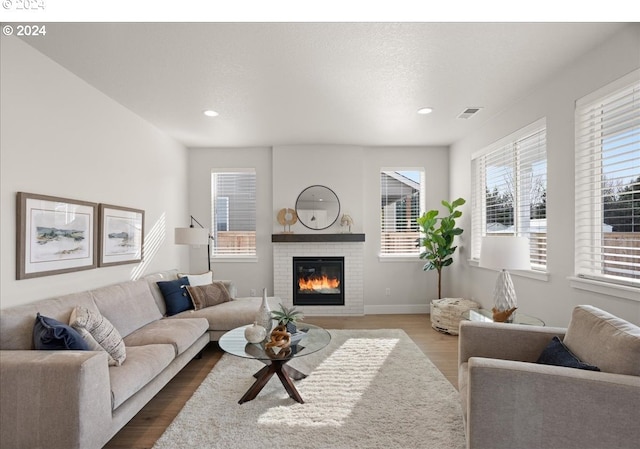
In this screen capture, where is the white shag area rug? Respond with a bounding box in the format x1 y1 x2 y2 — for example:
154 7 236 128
153 329 466 449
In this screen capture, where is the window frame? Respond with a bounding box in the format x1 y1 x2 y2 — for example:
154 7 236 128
574 69 640 291
379 168 426 260
210 168 257 259
470 118 548 271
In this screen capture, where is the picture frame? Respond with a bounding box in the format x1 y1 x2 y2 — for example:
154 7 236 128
16 192 98 280
98 204 144 267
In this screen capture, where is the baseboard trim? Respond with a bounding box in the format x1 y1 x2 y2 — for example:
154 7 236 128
364 304 430 315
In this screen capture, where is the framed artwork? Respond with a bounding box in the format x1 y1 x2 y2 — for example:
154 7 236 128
16 192 98 280
98 204 144 267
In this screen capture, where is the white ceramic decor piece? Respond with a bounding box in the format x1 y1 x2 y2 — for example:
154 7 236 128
244 322 267 343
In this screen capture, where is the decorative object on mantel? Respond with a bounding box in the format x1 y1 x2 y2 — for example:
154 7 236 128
295 185 340 230
271 303 304 334
479 235 531 322
255 288 273 334
430 297 479 335
417 198 466 299
340 214 354 233
244 322 267 343
276 208 297 233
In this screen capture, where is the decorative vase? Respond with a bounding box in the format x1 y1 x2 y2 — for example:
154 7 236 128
492 270 518 322
244 322 267 343
255 287 272 334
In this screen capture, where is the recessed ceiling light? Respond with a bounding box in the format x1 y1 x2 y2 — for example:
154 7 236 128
203 109 219 117
417 107 434 115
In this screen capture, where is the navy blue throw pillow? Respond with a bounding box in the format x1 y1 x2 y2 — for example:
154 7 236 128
536 336 600 371
157 277 193 316
33 313 89 350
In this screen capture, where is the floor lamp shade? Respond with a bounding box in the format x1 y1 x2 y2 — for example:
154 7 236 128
479 236 531 320
175 227 210 246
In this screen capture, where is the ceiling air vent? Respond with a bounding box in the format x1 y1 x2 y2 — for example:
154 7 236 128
457 107 483 119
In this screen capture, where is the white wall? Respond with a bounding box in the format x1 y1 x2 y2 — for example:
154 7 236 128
187 147 273 297
188 144 449 312
0 36 190 309
363 146 450 313
447 24 640 326
272 145 365 234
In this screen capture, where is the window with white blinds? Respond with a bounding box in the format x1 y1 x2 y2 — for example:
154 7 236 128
575 71 640 286
380 169 425 256
471 119 547 268
211 169 256 257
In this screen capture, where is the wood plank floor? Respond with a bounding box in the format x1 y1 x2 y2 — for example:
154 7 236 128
104 314 458 449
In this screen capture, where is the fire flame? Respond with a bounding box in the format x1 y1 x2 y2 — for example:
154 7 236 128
298 275 340 291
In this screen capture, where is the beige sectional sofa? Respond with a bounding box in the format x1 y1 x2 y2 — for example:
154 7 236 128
0 269 281 449
458 305 640 449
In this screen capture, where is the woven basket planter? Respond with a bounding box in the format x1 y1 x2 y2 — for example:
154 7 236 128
430 298 480 335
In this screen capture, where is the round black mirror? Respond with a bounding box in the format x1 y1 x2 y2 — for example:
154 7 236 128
295 185 340 230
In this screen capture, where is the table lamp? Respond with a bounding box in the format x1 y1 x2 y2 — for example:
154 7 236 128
479 235 530 322
175 215 213 271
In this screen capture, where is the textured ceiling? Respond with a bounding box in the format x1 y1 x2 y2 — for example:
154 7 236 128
20 22 627 147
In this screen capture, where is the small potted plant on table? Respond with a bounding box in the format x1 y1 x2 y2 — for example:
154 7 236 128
271 304 304 334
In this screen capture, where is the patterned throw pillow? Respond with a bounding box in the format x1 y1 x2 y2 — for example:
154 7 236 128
70 306 126 366
186 282 231 310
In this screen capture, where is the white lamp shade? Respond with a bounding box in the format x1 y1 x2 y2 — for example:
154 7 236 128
479 236 531 271
175 227 210 245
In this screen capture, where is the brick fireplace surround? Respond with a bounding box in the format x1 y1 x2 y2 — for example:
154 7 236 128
272 234 365 316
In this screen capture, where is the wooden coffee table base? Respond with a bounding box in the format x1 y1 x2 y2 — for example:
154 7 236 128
239 362 307 404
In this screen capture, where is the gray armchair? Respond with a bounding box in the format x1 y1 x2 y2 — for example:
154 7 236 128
458 305 640 449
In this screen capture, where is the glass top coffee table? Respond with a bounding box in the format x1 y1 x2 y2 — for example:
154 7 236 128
218 323 331 404
462 308 545 326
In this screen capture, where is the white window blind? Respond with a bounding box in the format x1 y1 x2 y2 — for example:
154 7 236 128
575 71 640 286
471 119 547 268
211 169 256 256
380 169 424 256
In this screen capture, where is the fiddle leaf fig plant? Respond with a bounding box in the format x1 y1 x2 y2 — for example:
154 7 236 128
417 198 466 299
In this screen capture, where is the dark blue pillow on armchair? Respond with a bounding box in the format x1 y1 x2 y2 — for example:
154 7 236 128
33 313 89 350
536 336 600 371
157 277 193 316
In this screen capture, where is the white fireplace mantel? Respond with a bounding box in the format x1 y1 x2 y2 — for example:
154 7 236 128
272 233 365 243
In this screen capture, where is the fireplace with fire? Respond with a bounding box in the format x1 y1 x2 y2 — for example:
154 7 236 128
293 257 344 306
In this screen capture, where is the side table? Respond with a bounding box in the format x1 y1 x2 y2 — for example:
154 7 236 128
461 308 545 326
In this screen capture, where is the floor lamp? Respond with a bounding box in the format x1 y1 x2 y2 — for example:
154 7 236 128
479 235 531 322
175 216 213 272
